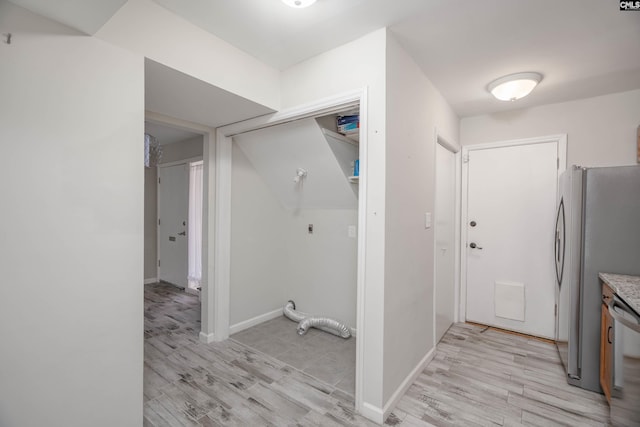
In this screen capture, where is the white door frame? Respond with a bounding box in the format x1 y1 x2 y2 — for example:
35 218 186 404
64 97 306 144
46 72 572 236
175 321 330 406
212 88 368 414
459 134 567 323
145 110 215 338
433 130 462 346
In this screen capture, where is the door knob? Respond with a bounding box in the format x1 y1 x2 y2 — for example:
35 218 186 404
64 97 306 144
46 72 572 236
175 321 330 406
178 231 186 236
469 242 483 249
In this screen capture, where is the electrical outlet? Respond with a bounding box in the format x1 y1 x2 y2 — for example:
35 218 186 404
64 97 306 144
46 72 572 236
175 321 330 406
308 224 313 234
425 212 432 229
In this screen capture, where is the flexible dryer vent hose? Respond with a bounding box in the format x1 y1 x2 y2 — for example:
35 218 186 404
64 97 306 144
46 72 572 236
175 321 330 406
283 300 351 339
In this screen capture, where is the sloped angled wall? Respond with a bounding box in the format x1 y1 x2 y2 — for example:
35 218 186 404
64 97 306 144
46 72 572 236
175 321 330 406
234 118 357 210
230 118 358 331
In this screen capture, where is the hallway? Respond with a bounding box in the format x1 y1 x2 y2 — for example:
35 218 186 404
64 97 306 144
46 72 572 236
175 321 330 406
143 284 609 426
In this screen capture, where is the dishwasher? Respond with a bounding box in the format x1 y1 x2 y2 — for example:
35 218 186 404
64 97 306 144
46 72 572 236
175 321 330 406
609 296 640 427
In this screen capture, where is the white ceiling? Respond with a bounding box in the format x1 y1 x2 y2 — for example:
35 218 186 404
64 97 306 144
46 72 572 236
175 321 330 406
144 121 200 146
390 0 640 116
151 0 429 70
142 0 640 116
145 58 275 128
9 0 640 117
8 0 126 34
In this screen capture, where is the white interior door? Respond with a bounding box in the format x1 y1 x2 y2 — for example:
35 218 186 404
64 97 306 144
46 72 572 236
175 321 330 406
465 141 558 339
158 163 189 288
435 143 456 342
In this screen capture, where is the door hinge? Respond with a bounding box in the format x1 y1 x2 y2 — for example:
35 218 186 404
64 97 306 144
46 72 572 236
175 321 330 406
555 304 558 316
158 218 160 226
158 260 161 267
158 177 161 184
557 158 560 169
463 153 470 163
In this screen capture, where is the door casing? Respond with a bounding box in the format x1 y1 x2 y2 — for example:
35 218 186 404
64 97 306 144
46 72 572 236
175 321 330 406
212 89 369 415
433 132 461 345
146 110 214 342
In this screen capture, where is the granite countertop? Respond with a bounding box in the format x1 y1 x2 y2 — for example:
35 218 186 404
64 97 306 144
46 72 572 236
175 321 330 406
599 272 640 315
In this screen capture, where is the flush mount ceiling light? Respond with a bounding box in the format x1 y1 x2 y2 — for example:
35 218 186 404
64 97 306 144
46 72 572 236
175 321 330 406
487 72 543 101
281 0 316 8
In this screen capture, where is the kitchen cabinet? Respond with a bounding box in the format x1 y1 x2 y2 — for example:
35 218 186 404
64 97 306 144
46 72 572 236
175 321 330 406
600 283 614 403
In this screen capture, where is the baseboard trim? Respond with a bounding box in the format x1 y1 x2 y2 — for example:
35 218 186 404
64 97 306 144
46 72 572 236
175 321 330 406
199 331 215 344
185 287 200 296
382 347 435 421
360 402 384 424
144 278 158 285
229 309 282 335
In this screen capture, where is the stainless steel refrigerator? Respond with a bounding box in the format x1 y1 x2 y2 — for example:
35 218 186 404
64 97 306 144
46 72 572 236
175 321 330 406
554 165 640 393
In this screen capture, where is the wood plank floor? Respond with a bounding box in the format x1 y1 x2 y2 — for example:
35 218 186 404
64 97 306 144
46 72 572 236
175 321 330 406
144 283 383 426
144 284 610 426
391 323 610 427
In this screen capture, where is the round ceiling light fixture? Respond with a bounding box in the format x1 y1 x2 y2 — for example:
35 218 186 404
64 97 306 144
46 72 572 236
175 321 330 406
281 0 317 8
487 72 543 101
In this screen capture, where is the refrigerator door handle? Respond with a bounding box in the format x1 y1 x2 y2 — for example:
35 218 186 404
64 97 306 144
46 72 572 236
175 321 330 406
554 199 566 287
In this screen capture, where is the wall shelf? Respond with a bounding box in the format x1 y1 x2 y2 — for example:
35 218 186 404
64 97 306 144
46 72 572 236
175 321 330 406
342 131 360 143
322 128 359 146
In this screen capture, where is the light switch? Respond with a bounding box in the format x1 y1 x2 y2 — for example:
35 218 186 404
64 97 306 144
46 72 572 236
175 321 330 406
348 225 357 238
425 212 432 229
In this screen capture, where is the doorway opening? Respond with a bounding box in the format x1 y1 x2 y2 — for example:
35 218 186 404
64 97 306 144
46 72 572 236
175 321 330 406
228 108 360 396
210 89 368 413
434 134 460 344
143 120 206 313
143 118 211 402
156 157 203 295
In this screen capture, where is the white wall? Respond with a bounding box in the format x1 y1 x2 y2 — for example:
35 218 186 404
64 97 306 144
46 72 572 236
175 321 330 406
383 34 459 404
230 145 288 325
96 0 280 110
144 166 158 280
284 209 358 328
461 89 640 167
161 136 204 164
230 127 358 329
234 119 357 210
280 28 461 416
0 2 144 427
281 28 387 410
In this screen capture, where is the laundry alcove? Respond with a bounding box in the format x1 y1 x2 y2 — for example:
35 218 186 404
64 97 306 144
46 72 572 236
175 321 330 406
228 111 360 395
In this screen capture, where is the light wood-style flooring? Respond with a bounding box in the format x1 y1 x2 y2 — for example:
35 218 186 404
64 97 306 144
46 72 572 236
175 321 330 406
144 283 610 426
391 323 610 426
144 283 379 426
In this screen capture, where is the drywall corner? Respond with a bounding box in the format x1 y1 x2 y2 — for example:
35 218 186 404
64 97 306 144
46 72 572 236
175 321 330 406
0 4 144 425
96 0 281 110
382 32 459 404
